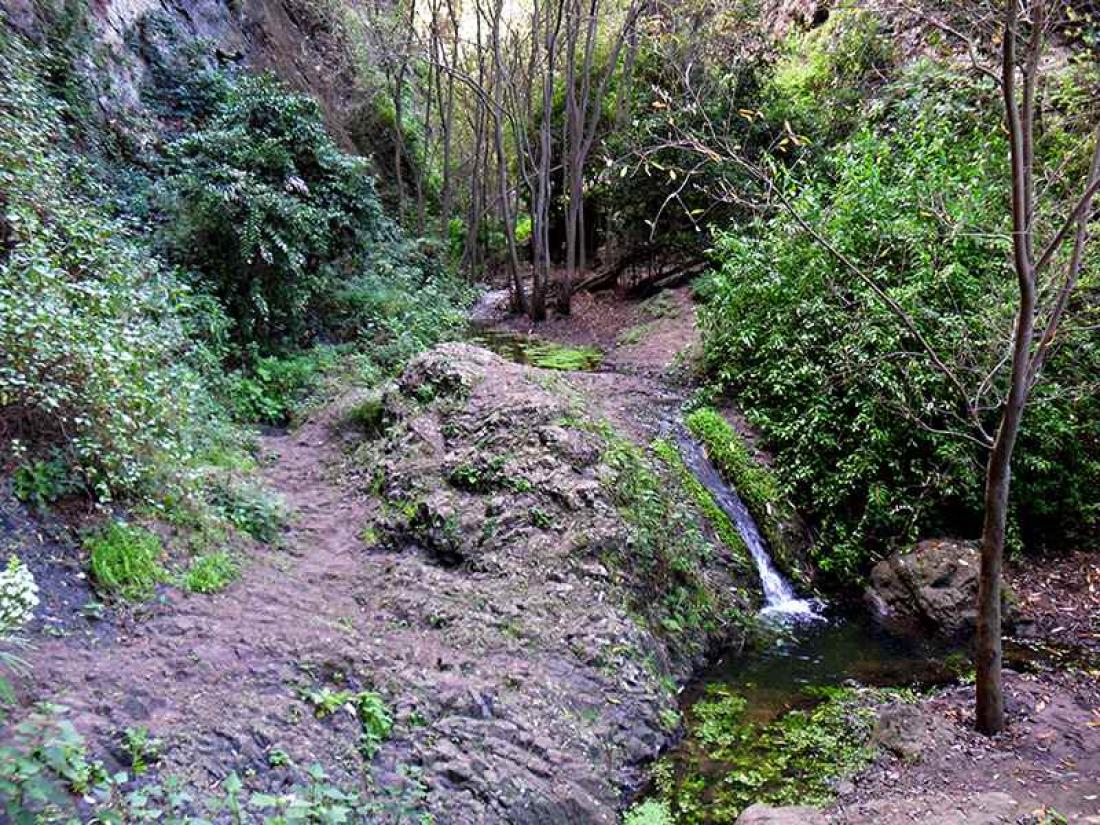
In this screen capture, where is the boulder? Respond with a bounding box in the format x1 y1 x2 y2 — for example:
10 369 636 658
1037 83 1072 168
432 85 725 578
735 803 827 824
871 702 942 762
865 539 1010 638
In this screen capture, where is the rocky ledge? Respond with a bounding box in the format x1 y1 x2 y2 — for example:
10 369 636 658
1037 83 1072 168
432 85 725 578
344 343 756 822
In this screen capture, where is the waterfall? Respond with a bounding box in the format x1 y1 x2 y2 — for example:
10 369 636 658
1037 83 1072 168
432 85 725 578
675 432 822 621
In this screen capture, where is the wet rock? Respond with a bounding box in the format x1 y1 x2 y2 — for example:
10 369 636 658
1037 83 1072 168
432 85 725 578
735 803 827 824
865 538 1011 638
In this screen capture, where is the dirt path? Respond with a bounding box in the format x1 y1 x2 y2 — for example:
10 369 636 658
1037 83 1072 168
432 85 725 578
22 418 395 793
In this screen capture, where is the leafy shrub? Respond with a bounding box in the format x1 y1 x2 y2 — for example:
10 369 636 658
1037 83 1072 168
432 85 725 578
323 237 474 371
700 64 1100 579
86 522 163 601
182 552 238 594
158 73 390 348
226 347 338 425
11 456 77 510
207 479 286 544
0 33 237 504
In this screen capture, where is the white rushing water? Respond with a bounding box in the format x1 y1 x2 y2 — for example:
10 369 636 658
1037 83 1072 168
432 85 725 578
675 432 823 622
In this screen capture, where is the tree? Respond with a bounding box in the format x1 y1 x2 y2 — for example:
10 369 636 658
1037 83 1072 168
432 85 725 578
975 0 1100 734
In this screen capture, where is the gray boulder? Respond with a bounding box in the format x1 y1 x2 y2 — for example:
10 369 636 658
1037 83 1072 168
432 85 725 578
865 539 1010 638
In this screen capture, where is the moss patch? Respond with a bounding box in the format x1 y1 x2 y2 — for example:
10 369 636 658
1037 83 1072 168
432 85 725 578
594 426 752 656
653 686 880 823
525 342 603 371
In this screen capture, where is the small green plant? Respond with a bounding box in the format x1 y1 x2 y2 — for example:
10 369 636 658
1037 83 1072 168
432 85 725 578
182 552 238 594
640 291 679 319
11 457 76 509
120 726 162 776
85 522 164 601
300 686 393 760
225 348 338 425
347 394 386 438
529 507 553 529
355 691 393 759
267 749 291 768
207 479 285 544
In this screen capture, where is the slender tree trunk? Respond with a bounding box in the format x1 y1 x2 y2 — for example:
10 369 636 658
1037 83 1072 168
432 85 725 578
975 0 1040 735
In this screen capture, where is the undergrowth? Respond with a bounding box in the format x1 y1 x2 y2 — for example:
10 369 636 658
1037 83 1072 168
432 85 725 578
0 704 425 823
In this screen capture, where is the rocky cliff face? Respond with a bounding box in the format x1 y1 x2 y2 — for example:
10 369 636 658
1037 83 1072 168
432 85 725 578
0 0 361 148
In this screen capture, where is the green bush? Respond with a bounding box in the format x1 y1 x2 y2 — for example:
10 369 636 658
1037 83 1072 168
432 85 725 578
700 63 1100 579
765 6 894 143
0 34 238 504
226 347 338 424
86 522 164 601
158 73 389 348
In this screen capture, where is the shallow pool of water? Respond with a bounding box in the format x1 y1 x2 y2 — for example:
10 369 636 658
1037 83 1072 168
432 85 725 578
684 611 959 725
465 326 604 371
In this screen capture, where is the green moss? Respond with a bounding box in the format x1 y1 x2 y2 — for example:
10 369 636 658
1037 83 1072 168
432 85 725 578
624 800 675 825
655 686 879 823
347 394 386 438
592 425 738 655
525 342 603 371
652 438 751 571
86 522 164 601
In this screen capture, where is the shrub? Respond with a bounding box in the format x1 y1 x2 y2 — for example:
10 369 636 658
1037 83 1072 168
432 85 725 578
158 73 390 348
207 480 286 544
764 6 894 143
700 63 1100 580
0 33 237 504
86 523 163 601
226 347 338 425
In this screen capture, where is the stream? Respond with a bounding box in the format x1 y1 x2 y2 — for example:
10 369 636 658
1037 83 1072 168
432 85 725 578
464 321 1093 819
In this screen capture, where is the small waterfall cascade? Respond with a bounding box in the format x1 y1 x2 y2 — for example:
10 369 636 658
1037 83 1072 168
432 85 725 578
675 432 822 621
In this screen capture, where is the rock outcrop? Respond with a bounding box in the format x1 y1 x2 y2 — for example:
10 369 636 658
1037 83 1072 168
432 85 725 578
865 538 1011 638
349 343 755 822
